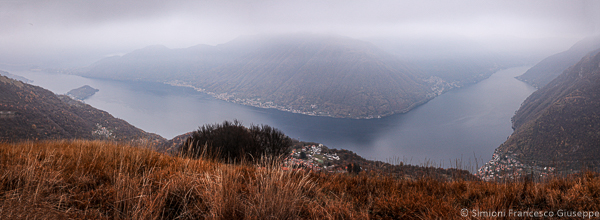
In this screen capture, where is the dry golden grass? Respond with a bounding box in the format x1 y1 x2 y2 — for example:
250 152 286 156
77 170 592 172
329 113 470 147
1 140 599 219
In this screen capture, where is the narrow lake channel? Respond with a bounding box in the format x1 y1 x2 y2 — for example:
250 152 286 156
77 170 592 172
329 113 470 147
9 66 536 171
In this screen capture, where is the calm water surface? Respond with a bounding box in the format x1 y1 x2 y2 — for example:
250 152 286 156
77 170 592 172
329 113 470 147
7 66 536 170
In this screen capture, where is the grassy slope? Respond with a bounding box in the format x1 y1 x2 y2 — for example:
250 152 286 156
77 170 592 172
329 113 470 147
1 140 599 219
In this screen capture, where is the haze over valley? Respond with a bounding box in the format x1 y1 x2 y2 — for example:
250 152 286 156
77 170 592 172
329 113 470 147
2 0 600 174
6 1 600 218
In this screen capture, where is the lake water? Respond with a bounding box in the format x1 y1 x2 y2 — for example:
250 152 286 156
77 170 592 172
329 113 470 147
6 66 536 170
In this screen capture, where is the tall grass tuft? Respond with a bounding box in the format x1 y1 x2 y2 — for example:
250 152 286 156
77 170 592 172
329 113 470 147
1 140 600 219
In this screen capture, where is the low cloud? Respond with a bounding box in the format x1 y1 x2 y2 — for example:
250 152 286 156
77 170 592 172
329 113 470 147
1 0 599 67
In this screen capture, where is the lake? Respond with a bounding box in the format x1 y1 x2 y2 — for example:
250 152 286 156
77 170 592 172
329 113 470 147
6 66 536 171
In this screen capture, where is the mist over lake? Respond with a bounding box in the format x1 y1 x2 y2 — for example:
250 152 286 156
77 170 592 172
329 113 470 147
9 66 535 170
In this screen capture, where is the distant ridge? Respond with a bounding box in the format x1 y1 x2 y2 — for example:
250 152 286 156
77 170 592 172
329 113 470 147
516 35 600 88
83 34 443 119
196 34 434 118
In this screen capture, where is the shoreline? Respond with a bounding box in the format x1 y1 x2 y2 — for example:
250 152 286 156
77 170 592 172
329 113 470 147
164 80 442 120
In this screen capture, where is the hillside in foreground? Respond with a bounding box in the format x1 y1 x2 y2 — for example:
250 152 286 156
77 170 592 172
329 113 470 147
0 73 165 146
1 140 600 219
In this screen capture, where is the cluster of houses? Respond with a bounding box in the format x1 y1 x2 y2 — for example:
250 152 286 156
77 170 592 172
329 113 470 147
164 80 332 117
0 111 15 119
284 144 342 172
477 149 556 181
92 123 115 139
227 96 326 117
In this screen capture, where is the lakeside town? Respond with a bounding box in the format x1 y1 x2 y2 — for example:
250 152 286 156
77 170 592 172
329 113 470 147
284 144 344 172
477 149 557 181
165 80 388 119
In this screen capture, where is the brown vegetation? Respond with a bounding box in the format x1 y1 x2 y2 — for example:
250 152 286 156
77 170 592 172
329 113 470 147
181 120 292 164
0 74 165 145
1 140 600 219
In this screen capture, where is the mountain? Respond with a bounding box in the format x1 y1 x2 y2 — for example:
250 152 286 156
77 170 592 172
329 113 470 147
478 50 600 179
84 45 231 82
196 34 433 118
516 35 600 88
83 34 436 118
82 35 269 82
0 73 166 146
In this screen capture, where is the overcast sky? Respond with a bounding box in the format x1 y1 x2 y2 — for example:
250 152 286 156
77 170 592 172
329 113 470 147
2 0 600 67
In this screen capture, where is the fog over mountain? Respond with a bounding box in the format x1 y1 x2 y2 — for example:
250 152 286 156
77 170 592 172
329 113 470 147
516 35 600 88
1 0 599 68
83 34 437 119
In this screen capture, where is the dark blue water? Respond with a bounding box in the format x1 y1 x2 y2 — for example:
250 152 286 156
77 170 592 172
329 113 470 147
8 66 536 170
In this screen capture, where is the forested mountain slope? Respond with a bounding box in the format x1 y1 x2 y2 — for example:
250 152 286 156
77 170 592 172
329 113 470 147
493 49 600 172
0 73 165 146
83 34 436 118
